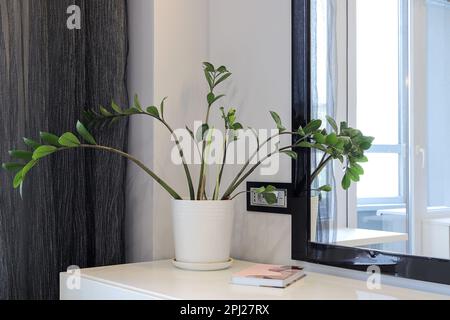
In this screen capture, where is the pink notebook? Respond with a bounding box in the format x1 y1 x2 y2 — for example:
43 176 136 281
231 264 305 288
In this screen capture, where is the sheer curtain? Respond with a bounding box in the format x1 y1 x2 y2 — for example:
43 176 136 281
311 0 338 243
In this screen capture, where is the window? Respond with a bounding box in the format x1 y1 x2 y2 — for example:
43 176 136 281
349 0 409 207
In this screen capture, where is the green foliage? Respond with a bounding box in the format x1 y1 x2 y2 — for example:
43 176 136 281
3 62 372 203
9 150 33 161
23 138 41 150
146 106 160 118
2 163 25 173
281 150 298 160
254 185 278 205
3 122 101 190
294 118 374 191
40 132 61 147
32 146 58 160
58 133 81 147
270 111 286 133
76 121 97 145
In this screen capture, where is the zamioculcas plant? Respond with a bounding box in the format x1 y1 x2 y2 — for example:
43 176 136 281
2 62 373 203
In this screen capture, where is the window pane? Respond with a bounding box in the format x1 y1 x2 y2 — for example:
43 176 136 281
357 153 400 199
356 0 400 145
427 4 450 208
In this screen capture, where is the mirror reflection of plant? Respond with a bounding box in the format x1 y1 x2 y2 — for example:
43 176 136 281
2 62 373 204
300 116 375 191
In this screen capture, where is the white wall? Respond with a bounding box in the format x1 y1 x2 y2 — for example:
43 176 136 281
126 0 155 262
127 0 293 264
127 0 209 261
152 0 209 259
209 0 293 264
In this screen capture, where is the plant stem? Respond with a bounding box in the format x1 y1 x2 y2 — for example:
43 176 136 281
221 133 307 200
99 112 194 199
229 190 249 201
213 126 230 200
197 74 217 200
79 144 182 200
311 155 333 182
222 144 295 200
160 119 195 200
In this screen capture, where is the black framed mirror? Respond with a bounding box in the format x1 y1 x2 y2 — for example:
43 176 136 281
291 0 450 285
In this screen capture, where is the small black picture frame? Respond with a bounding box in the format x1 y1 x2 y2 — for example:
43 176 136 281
291 0 450 286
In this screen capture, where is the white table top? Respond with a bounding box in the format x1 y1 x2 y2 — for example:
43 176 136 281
331 228 408 247
67 259 448 300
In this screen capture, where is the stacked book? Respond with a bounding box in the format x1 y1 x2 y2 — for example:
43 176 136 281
231 264 306 288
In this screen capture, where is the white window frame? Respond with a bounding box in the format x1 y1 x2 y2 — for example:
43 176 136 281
345 0 411 228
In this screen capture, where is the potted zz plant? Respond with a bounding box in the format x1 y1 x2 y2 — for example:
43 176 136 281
2 62 373 270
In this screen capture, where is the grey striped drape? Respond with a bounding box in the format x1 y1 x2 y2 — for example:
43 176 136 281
0 0 129 299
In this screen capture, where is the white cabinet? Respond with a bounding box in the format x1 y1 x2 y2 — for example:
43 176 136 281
60 260 447 300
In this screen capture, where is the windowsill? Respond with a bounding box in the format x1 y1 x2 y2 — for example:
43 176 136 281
329 228 408 247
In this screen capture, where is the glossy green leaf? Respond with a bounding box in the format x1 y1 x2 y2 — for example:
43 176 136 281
346 168 360 182
232 123 243 131
2 163 25 173
196 124 210 142
207 93 225 106
254 186 266 193
21 160 37 178
23 138 41 150
319 185 332 192
134 94 143 111
313 133 326 144
9 150 33 161
340 121 349 132
32 146 57 160
297 126 305 136
350 163 364 175
215 72 232 87
354 155 369 163
270 111 286 132
326 133 338 146
204 70 214 89
342 173 351 190
111 100 123 114
281 150 298 160
99 106 113 117
263 192 277 205
207 93 216 105
296 141 314 148
304 119 322 134
326 116 338 133
146 106 160 118
58 132 81 147
76 121 97 145
203 62 215 72
160 97 168 119
13 171 23 189
265 185 277 192
40 132 61 147
217 66 228 73
122 107 140 115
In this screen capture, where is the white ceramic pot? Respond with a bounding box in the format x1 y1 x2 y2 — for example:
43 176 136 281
310 196 319 242
171 200 235 266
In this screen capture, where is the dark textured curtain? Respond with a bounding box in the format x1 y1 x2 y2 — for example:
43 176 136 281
0 0 128 299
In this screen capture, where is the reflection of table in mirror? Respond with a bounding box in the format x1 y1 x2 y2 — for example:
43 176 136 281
329 228 408 247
